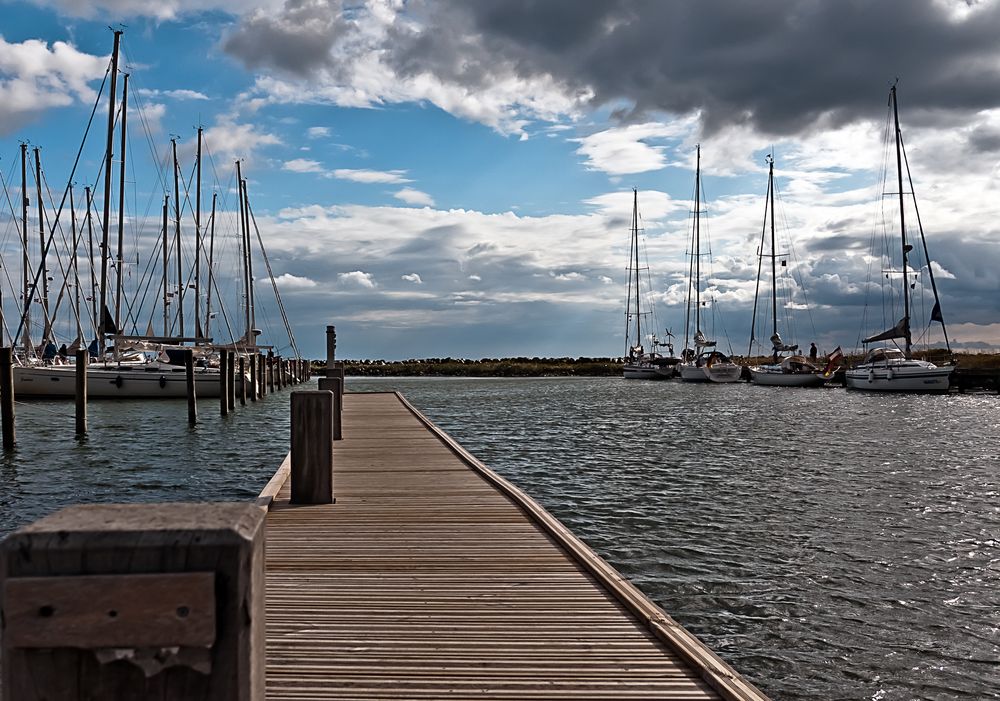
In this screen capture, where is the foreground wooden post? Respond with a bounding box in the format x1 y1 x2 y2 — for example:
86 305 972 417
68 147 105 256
326 361 346 399
0 347 15 451
0 503 266 701
317 377 343 441
185 349 197 425
76 350 89 437
219 350 229 417
290 391 334 504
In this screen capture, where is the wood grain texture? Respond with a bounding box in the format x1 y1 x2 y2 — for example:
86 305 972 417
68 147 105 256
262 391 769 700
290 391 334 504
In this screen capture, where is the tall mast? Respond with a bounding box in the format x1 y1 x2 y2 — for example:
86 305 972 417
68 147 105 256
34 147 51 343
235 160 251 342
694 144 702 334
172 138 184 337
891 85 912 357
70 186 83 344
205 192 217 338
86 186 96 335
194 126 202 339
162 195 169 336
99 29 122 353
20 143 30 351
631 188 641 352
768 156 778 343
115 72 129 335
243 179 257 343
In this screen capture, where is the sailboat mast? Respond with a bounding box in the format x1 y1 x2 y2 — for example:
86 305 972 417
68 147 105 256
235 160 251 342
631 188 641 352
694 144 702 334
115 73 129 335
891 85 912 357
205 192 216 338
34 147 50 343
162 195 169 336
86 186 96 335
20 143 30 351
172 138 184 337
70 186 82 344
194 127 202 339
243 179 257 341
99 29 122 353
768 156 778 343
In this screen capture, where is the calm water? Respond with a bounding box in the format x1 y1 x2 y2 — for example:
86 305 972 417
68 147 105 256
2 377 998 700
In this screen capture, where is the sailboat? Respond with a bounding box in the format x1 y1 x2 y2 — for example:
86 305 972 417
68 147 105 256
677 146 741 383
845 84 954 392
747 155 827 387
622 189 678 380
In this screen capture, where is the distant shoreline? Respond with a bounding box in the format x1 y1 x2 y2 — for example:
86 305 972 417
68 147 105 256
312 352 1000 378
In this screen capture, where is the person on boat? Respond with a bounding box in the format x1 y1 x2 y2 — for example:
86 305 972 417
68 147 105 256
809 342 818 361
42 341 57 362
87 338 99 358
58 343 68 359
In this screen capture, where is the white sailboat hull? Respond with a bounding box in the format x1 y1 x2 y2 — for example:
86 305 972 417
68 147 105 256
749 367 827 387
844 362 953 392
13 364 231 398
678 362 742 383
622 363 662 380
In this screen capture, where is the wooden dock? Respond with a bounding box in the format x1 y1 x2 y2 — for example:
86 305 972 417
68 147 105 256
259 391 767 700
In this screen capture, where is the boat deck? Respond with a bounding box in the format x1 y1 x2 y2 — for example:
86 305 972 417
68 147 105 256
260 391 766 700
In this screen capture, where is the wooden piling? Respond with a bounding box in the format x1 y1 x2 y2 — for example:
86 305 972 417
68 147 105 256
0 503 266 701
277 358 284 390
239 356 246 406
227 351 236 411
75 350 88 437
258 355 266 397
317 377 343 440
290 390 334 504
267 353 275 393
219 350 229 417
325 324 336 373
185 349 197 425
249 353 257 402
0 347 15 451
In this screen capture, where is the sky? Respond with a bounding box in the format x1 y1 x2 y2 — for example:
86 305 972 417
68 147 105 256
1 0 999 360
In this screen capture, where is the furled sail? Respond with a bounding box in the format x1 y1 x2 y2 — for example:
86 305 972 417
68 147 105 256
863 317 909 344
769 332 798 352
693 330 716 348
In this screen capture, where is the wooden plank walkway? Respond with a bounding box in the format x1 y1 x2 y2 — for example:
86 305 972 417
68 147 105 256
261 392 767 700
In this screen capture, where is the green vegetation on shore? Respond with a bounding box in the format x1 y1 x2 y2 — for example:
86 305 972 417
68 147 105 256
309 352 1000 377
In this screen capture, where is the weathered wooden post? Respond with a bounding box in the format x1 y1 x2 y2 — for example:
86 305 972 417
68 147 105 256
1 347 15 451
267 352 275 393
258 355 266 397
249 354 257 403
219 350 229 417
290 391 334 504
317 377 343 441
0 503 266 701
238 356 246 406
325 325 336 374
326 362 346 400
76 349 89 437
227 351 236 411
277 358 285 389
185 349 197 425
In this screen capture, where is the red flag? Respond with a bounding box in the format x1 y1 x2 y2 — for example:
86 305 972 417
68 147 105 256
822 346 843 378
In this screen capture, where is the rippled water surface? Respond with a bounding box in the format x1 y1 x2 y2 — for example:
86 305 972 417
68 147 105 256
2 377 998 700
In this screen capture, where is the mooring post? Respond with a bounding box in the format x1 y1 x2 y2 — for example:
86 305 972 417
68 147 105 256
185 349 197 425
219 350 229 417
0 347 15 451
326 362 346 400
75 349 89 437
239 356 246 406
258 355 266 397
277 358 285 390
0 503 266 701
249 354 257 402
317 377 343 441
267 352 274 393
227 351 236 411
325 325 336 377
290 391 334 504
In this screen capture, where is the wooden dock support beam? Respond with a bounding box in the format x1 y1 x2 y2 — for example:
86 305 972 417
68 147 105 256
185 349 197 425
266 353 274 393
317 378 343 440
227 351 236 411
290 391 334 504
75 350 88 437
239 356 246 406
0 503 265 701
1 347 15 451
249 354 257 402
219 350 229 417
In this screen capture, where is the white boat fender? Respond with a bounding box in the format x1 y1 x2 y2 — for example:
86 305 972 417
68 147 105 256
159 375 168 388
868 369 875 383
886 368 894 380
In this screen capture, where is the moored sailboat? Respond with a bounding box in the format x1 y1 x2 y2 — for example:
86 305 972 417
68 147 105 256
747 155 827 387
845 84 954 392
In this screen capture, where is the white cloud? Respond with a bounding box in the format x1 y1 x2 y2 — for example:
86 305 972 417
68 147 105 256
307 126 330 138
0 37 107 135
333 168 409 184
338 270 376 288
267 273 317 289
573 122 682 175
201 119 282 164
283 158 324 173
393 187 435 206
401 273 423 284
28 0 282 21
137 88 209 100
